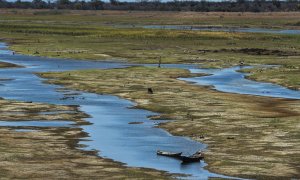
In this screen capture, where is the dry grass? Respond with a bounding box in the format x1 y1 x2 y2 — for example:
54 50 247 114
1 10 300 28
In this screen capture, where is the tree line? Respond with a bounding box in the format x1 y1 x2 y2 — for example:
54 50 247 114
0 0 299 12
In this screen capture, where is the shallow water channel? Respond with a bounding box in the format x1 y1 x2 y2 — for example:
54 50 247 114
0 42 299 179
143 25 300 35
181 66 300 100
0 43 224 179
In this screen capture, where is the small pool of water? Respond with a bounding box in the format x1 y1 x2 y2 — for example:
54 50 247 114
15 129 38 132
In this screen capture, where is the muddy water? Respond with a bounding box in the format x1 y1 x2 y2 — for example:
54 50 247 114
0 43 227 179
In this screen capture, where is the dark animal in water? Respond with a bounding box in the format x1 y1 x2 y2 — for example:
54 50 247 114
148 88 153 94
157 150 182 157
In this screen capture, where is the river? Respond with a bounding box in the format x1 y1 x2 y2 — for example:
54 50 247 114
0 42 226 179
0 42 299 179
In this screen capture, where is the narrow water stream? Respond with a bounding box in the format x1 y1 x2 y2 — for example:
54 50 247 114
143 25 300 35
180 66 300 100
1 42 299 179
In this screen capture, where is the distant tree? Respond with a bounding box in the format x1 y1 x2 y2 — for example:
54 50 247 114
79 0 87 10
272 0 281 9
110 0 119 6
74 0 82 10
171 0 182 11
237 0 246 4
0 0 8 8
58 0 70 5
91 0 104 10
57 0 70 9
1 0 300 12
32 0 47 8
252 0 263 12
